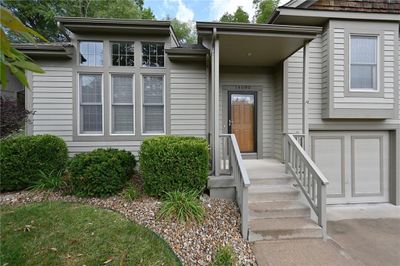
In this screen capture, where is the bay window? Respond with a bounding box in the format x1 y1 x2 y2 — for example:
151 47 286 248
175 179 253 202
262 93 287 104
350 35 378 91
142 75 164 134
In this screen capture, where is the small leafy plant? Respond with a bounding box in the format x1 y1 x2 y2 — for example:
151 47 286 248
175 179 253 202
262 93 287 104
158 190 205 224
120 185 141 201
30 170 66 191
211 245 237 266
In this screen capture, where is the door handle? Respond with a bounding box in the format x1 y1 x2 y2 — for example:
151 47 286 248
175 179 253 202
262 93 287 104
228 120 233 127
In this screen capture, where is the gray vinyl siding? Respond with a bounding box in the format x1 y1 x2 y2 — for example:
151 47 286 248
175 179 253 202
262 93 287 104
32 67 73 142
170 63 207 137
31 67 143 156
321 29 329 117
273 68 283 161
219 68 274 158
286 49 304 133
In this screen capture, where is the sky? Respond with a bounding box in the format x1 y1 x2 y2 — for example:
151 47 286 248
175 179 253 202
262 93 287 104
143 0 289 22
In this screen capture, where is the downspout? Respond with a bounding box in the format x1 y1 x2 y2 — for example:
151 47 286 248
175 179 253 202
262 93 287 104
57 21 71 42
211 28 217 176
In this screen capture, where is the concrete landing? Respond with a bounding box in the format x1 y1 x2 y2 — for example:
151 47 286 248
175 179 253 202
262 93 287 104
253 239 362 266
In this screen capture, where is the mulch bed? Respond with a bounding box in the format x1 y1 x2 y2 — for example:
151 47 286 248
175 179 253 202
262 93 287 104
0 190 257 265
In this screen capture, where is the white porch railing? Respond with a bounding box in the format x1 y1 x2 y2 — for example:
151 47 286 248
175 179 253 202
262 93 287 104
219 134 250 239
285 134 329 238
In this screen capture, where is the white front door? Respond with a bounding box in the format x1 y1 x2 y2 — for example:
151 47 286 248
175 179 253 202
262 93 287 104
310 131 389 204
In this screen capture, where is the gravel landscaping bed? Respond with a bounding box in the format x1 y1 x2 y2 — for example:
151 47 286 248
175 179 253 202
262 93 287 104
0 191 257 265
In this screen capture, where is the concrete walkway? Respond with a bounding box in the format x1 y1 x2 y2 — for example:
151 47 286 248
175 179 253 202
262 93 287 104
253 204 400 266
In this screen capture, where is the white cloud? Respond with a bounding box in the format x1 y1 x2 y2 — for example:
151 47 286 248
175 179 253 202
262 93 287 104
167 0 195 22
210 0 256 21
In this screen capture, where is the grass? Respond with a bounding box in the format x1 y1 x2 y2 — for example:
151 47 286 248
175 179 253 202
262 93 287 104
120 184 141 201
0 202 181 266
29 170 66 191
158 190 205 224
211 245 237 266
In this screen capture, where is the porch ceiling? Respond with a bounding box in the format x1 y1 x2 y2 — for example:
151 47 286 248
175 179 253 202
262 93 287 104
219 34 307 66
197 22 323 67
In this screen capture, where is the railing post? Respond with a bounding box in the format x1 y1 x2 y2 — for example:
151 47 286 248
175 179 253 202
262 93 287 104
284 135 289 174
242 186 249 240
317 182 327 239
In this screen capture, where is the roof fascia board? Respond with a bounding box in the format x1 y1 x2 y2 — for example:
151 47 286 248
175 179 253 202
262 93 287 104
216 31 318 39
56 17 170 27
197 22 322 37
277 7 400 22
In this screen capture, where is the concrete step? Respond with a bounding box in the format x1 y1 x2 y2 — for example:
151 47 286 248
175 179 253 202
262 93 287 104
248 218 323 241
249 201 310 219
250 176 294 186
248 185 300 202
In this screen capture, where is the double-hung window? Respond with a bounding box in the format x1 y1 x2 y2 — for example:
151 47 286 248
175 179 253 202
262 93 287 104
111 74 134 134
350 35 378 91
79 74 103 134
142 75 164 134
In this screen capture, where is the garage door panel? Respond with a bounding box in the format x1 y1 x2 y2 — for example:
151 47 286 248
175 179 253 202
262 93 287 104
312 136 345 198
310 131 389 205
351 136 383 197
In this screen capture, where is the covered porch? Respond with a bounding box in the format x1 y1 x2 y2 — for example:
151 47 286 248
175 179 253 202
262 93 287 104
197 22 328 240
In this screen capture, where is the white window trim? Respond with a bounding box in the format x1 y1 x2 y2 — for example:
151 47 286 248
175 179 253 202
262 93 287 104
141 74 166 135
77 73 105 136
349 34 380 92
109 73 135 136
78 40 104 67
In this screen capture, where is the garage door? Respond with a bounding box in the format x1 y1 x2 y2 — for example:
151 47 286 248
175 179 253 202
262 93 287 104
310 131 389 204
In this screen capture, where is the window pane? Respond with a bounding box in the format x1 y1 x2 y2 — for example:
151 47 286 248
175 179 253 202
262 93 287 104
143 76 163 104
351 36 377 64
81 105 102 132
112 75 133 103
111 42 134 66
143 106 164 133
113 105 133 133
80 41 103 66
351 65 377 89
142 43 164 67
80 74 102 103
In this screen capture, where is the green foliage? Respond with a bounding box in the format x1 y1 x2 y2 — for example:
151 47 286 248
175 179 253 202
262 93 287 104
253 0 280 24
220 6 250 23
2 0 155 42
0 7 47 89
171 19 196 44
211 245 237 266
0 202 181 265
139 136 209 197
0 135 68 192
120 184 141 201
29 170 66 191
158 190 205 224
68 148 136 197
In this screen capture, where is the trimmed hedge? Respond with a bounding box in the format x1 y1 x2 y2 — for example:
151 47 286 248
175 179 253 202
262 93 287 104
0 135 69 192
139 136 209 197
68 148 136 197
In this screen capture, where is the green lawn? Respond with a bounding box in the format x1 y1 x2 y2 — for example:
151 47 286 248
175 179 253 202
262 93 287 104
0 202 181 266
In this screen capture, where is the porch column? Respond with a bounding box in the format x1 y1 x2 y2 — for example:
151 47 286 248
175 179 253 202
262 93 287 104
302 42 310 150
212 32 220 176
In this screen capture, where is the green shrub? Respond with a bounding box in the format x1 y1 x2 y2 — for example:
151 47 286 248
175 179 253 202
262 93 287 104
158 190 205 223
68 148 136 197
140 136 209 197
0 135 68 192
30 170 66 191
120 184 141 201
211 245 237 266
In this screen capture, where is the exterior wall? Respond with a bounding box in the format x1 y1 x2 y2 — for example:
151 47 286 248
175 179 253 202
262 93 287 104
28 34 208 156
219 67 275 158
325 20 399 119
170 62 208 137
